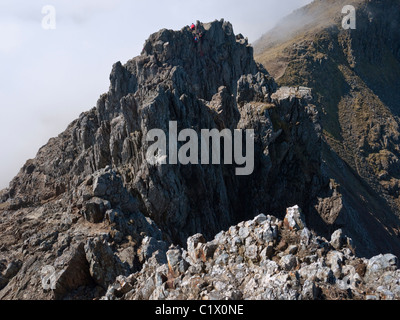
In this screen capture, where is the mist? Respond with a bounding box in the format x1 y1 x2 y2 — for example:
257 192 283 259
253 0 361 54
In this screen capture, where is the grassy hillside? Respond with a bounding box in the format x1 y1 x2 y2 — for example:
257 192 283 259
254 0 400 256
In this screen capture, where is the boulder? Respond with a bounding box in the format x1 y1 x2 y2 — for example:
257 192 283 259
284 206 306 231
51 243 93 298
279 254 298 271
166 246 189 277
330 229 346 250
365 254 398 281
187 234 206 262
84 237 126 289
83 198 111 224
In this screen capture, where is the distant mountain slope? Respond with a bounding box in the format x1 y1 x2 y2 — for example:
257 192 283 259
255 0 400 255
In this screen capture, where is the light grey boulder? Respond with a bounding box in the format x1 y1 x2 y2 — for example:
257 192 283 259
330 229 346 250
284 206 306 231
365 254 398 281
280 254 298 271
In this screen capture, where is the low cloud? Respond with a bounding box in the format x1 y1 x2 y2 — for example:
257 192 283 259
0 21 23 53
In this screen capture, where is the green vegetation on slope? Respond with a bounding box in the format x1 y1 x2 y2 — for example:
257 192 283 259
254 0 400 255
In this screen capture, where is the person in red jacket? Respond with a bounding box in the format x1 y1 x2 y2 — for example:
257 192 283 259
190 23 195 31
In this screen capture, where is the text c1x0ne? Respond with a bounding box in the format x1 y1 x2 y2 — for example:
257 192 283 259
155 304 245 317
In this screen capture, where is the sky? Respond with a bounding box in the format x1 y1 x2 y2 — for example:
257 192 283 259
0 0 312 189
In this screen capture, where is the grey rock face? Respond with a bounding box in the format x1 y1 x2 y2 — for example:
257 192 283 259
51 243 93 298
83 198 111 224
0 19 323 247
84 237 126 290
0 20 397 301
138 237 167 263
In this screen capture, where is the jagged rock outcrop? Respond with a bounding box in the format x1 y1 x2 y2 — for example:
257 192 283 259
0 19 324 245
0 18 398 300
103 207 400 301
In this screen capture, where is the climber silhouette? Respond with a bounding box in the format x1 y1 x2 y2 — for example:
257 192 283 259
190 23 204 56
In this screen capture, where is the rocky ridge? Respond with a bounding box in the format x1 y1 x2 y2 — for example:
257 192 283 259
1 20 324 246
103 206 400 301
0 19 399 300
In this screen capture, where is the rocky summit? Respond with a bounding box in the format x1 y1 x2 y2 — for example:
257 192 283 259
0 17 400 300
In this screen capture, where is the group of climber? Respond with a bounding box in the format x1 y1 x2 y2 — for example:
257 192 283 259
190 23 203 44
